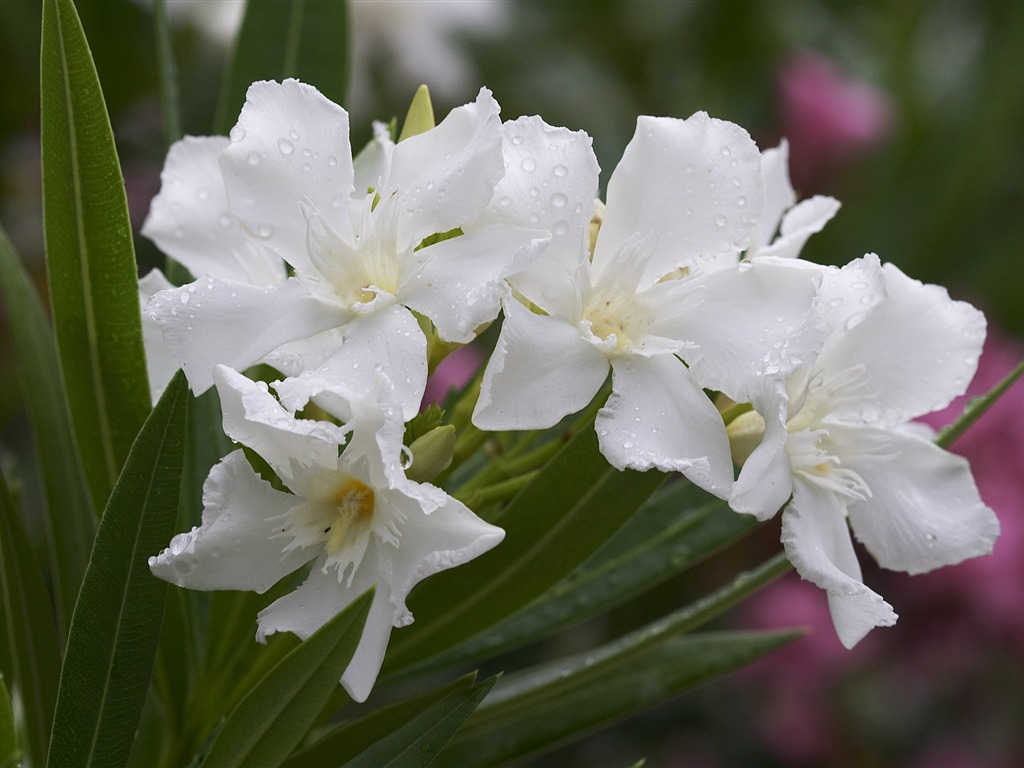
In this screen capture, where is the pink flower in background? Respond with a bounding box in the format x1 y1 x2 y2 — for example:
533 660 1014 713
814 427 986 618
421 343 485 407
778 53 894 187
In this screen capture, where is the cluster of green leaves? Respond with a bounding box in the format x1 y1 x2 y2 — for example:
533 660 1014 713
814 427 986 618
0 0 813 765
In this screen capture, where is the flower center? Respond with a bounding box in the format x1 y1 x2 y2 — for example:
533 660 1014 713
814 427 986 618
583 290 645 355
322 476 375 555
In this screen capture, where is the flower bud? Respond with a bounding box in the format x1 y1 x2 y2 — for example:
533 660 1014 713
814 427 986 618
405 424 456 482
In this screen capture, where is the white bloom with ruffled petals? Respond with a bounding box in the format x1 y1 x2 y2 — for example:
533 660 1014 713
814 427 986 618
474 113 824 498
148 366 504 702
728 254 1000 647
145 79 548 419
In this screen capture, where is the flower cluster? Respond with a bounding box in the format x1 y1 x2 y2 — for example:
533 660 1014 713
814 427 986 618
143 79 998 701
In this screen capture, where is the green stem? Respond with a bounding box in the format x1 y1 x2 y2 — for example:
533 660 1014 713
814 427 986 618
937 358 1024 448
455 471 539 508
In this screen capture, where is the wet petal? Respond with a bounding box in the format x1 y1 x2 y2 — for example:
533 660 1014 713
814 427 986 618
844 426 1000 574
730 381 795 519
139 269 179 404
754 195 840 261
149 450 312 593
473 297 608 430
782 480 898 648
220 79 355 274
747 139 796 257
597 354 733 497
594 113 763 285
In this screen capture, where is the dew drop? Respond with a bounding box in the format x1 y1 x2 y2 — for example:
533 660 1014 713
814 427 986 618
257 223 274 238
277 138 294 155
721 146 732 157
328 155 338 166
197 187 210 201
498 196 512 207
229 126 246 142
528 213 541 224
715 215 727 228
289 129 300 140
179 293 190 305
827 297 843 308
737 196 747 206
247 151 261 166
521 157 537 173
551 192 568 208
529 186 539 197
684 163 695 174
553 164 568 178
219 213 233 227
511 135 523 146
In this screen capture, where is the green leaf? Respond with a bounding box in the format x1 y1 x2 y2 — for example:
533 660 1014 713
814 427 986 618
0 673 17 768
285 673 494 768
47 373 188 768
438 556 796 766
152 0 182 147
40 0 152 513
0 222 95 639
200 588 374 768
384 426 667 674
0 470 61 768
410 480 758 674
215 0 350 133
937 357 1024 448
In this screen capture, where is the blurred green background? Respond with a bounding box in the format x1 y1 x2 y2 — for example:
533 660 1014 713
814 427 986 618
2 1 1023 765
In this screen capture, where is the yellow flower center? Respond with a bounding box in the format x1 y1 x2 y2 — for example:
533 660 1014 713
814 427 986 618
323 476 375 555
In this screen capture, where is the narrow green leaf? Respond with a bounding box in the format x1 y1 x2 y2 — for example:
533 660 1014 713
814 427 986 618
40 0 152 513
0 470 61 768
0 673 17 768
152 0 182 147
443 628 797 767
384 427 667 674
215 0 350 133
200 588 373 768
47 373 188 768
412 480 758 674
285 673 492 768
0 221 95 639
937 357 1024 448
439 556 796 766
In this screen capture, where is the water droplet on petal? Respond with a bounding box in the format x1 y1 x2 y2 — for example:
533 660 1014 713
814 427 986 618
554 220 568 235
247 151 261 166
715 215 727 228
553 164 568 178
278 138 294 155
257 223 273 238
721 146 732 156
179 293 190 305
328 155 338 166
229 126 246 142
551 192 567 208
289 129 300 140
521 157 536 172
197 187 210 201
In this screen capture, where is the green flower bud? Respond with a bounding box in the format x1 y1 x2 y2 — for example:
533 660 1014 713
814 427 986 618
405 424 456 482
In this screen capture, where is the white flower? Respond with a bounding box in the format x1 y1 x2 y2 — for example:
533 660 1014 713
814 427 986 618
473 113 824 498
148 366 504 702
145 79 547 419
728 254 1000 647
745 139 840 262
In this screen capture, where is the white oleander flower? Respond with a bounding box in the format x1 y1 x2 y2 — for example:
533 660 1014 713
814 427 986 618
149 366 504 702
728 254 1000 646
145 79 547 419
473 113 824 498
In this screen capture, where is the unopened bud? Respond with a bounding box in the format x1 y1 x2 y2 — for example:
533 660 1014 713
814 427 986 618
726 409 767 467
405 425 456 482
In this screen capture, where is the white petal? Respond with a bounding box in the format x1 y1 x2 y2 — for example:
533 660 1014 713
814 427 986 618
256 550 395 703
754 196 840 261
782 480 897 648
401 224 549 343
667 260 824 402
815 253 887 339
220 79 355 274
843 426 999 574
388 87 504 248
352 121 394 196
338 375 409 492
486 116 599 313
729 381 795 519
274 305 428 422
146 275 345 394
594 113 764 285
819 260 987 424
142 135 287 285
597 354 733 497
139 269 179 405
473 297 608 430
149 450 311 593
213 365 347 485
747 140 796 257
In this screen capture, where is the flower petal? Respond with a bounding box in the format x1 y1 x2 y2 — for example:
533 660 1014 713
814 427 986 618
473 297 608 430
666 260 824 402
594 113 763 285
149 450 311 593
487 116 599 316
401 224 549 343
139 269 179 404
747 139 796 257
142 135 286 285
146 275 345 394
388 87 504 248
819 260 987 424
782 480 897 648
729 381 795 519
255 550 395 703
352 120 394 196
842 426 1000 575
597 354 733 497
220 79 355 274
754 195 840 261
274 305 428 422
214 365 347 485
